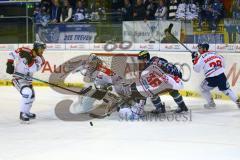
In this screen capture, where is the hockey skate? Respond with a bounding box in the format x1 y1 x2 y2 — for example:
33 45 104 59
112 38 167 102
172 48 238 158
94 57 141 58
20 112 30 124
151 102 166 114
174 102 188 114
26 112 36 119
204 101 216 109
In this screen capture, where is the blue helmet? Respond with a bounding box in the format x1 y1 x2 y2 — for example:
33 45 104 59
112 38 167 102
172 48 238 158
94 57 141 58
197 43 209 50
33 41 46 50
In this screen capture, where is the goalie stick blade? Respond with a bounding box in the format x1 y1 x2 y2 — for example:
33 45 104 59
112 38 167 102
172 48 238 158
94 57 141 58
89 113 109 119
78 86 92 95
88 103 118 119
89 108 117 119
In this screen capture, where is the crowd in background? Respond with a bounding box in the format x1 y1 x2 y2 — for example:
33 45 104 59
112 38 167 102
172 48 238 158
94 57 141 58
33 0 240 32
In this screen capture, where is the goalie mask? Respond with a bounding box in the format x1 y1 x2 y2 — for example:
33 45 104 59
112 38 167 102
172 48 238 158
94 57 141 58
81 54 103 77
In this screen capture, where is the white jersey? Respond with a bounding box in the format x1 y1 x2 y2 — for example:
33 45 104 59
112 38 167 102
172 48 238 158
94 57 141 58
186 3 198 20
176 3 198 20
75 60 123 89
176 3 186 19
136 64 184 98
155 6 167 20
193 51 225 78
8 47 45 82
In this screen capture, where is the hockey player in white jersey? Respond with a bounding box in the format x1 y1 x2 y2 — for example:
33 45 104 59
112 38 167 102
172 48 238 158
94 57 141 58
139 50 188 113
192 43 240 108
118 51 188 120
6 41 46 122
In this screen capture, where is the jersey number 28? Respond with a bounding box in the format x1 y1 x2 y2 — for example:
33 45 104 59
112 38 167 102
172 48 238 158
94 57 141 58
209 60 222 68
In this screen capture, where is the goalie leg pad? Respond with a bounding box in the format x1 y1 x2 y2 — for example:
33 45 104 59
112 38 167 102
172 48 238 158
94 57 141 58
89 92 120 117
87 89 108 100
70 96 96 114
102 92 120 110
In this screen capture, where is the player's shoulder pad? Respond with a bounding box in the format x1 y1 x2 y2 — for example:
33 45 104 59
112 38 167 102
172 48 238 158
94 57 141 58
149 56 168 63
149 56 157 61
16 47 33 55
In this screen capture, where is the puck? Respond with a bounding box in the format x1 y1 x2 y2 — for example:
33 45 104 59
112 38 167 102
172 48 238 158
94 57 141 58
90 121 93 126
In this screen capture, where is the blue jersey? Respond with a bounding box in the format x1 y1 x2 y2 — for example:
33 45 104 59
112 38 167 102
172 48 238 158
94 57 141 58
146 56 182 78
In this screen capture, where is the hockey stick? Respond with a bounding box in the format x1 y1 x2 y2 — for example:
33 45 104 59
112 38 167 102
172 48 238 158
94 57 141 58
167 23 194 54
13 72 92 95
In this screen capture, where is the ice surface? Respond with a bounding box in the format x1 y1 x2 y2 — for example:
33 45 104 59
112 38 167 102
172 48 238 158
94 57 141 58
0 87 240 160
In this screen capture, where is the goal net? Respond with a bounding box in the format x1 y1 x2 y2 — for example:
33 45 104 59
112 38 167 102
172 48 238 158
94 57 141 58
93 53 139 84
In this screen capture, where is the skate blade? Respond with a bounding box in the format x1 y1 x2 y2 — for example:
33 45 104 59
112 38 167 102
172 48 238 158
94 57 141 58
175 111 189 114
20 120 30 124
89 113 108 119
204 106 216 109
170 110 189 114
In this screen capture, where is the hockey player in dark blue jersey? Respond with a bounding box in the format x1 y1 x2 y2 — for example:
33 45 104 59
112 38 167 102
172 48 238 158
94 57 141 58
138 50 188 113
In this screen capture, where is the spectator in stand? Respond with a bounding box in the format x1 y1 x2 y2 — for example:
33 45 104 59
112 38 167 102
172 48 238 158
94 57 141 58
198 0 209 30
133 0 146 20
111 0 124 11
120 0 134 21
60 0 73 22
232 0 240 19
167 0 179 20
73 0 89 22
225 18 237 43
176 0 198 20
145 0 157 20
90 1 106 21
40 0 51 14
50 0 61 23
161 28 178 43
68 0 77 10
33 5 50 26
186 0 198 20
206 0 224 32
176 0 187 20
34 5 41 22
155 0 167 20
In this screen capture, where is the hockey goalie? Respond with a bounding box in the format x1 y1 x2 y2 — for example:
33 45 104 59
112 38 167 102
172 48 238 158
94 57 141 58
69 54 124 117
